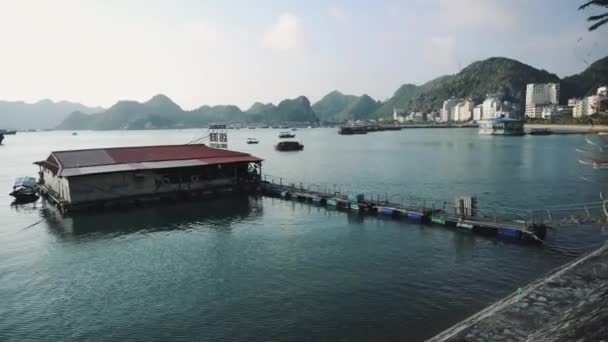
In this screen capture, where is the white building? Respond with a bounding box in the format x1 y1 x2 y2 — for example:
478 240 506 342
541 105 557 119
451 99 474 122
393 107 406 123
573 99 587 118
598 86 607 97
473 104 483 121
482 96 502 119
441 98 460 122
525 83 560 118
587 95 602 115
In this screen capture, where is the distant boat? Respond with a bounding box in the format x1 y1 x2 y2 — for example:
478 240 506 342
9 177 39 202
479 117 524 136
247 138 259 144
279 131 296 138
529 128 553 136
291 128 298 131
275 141 304 151
72 132 78 136
248 126 256 129
339 126 367 135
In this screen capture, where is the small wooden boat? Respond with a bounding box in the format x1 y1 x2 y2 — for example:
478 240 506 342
529 128 553 135
278 131 296 138
9 177 39 202
275 141 304 151
246 138 259 144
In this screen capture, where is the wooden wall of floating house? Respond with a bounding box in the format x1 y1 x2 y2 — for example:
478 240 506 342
42 168 71 203
67 167 240 205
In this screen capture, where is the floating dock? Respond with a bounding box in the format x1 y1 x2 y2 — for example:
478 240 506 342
261 179 547 243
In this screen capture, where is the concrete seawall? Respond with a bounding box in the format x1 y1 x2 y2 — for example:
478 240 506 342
426 241 608 342
526 124 608 134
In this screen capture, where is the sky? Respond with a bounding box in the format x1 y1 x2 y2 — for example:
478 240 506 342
0 0 606 110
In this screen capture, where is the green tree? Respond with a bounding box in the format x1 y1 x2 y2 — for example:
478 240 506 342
579 0 608 31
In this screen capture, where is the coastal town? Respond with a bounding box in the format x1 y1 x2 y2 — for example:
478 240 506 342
392 83 608 124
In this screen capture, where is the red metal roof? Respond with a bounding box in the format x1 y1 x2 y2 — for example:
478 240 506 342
49 144 262 168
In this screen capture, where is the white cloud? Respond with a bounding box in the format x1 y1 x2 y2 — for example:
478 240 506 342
262 13 301 51
328 5 350 25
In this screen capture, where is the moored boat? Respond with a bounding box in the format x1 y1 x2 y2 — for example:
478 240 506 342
9 177 39 202
529 128 553 135
247 138 259 144
275 141 304 151
278 131 296 138
339 126 368 135
479 117 524 136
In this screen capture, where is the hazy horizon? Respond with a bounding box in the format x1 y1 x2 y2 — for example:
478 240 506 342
1 0 606 110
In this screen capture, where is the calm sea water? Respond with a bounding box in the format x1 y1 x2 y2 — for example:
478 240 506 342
1 128 607 342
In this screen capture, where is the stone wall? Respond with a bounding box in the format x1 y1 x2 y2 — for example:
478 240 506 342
426 242 608 342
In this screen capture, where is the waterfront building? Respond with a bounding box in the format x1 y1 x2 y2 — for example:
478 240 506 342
598 86 607 97
525 83 559 118
568 98 578 107
587 95 602 115
35 144 263 211
451 99 474 122
573 98 588 118
393 107 406 123
479 117 524 136
473 104 483 121
541 104 557 119
441 98 460 122
482 96 503 119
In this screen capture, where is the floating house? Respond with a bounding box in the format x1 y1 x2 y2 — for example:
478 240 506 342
35 144 262 212
478 117 524 136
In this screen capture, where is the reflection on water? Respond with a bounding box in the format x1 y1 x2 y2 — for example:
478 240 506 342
40 195 262 239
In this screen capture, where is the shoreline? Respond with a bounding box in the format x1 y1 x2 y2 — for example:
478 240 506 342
525 123 608 134
425 241 608 342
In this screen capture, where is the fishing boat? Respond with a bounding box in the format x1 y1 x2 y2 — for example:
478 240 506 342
529 128 553 135
275 141 304 151
478 117 524 136
339 126 368 135
246 138 259 144
9 177 39 202
278 131 296 138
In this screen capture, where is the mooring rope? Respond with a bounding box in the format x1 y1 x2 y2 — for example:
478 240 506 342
21 219 44 230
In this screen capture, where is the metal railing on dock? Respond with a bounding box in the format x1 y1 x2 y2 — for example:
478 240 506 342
261 174 608 243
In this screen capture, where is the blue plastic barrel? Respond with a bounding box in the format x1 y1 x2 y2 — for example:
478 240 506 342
407 212 423 222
